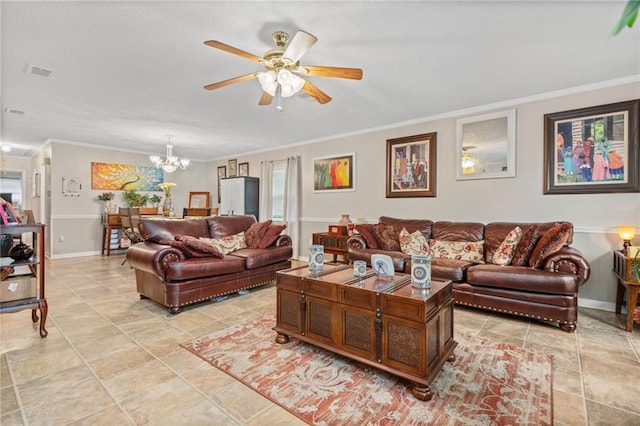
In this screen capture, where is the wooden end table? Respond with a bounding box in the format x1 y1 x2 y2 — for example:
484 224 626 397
274 264 457 401
311 232 349 263
613 250 640 332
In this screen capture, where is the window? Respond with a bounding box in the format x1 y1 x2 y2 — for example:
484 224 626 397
271 160 286 221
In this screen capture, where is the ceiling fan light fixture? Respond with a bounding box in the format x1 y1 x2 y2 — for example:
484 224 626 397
150 137 189 173
278 69 305 98
258 71 278 96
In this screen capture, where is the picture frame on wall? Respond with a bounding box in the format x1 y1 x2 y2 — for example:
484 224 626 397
217 165 226 203
312 153 356 192
238 162 249 177
455 109 516 180
543 99 640 194
228 159 238 177
188 191 210 208
386 132 437 198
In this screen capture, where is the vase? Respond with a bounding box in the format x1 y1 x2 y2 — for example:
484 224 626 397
338 214 354 235
104 202 113 214
9 242 34 261
162 196 173 217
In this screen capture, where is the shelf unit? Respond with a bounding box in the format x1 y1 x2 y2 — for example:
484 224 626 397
0 223 48 338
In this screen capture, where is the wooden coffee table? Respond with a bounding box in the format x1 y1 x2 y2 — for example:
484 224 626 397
274 264 457 401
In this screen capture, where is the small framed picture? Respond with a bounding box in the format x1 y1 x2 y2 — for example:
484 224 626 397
188 191 210 208
217 166 226 203
228 159 238 177
238 162 249 177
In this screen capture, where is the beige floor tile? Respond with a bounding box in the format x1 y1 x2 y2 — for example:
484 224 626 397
161 398 238 425
180 362 238 397
88 346 155 380
102 358 178 402
552 365 583 397
67 404 134 425
1 384 19 413
581 353 640 414
16 366 96 407
10 346 85 384
1 410 25 425
553 389 587 426
585 399 640 425
209 381 275 423
245 403 308 426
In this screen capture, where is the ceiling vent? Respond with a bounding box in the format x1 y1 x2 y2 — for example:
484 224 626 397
28 65 52 78
4 108 25 115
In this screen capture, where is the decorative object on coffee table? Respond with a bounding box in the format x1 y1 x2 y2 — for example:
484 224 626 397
308 244 324 271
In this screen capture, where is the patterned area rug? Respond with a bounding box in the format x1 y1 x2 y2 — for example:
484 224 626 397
181 314 552 425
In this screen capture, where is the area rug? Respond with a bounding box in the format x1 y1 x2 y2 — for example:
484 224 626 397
181 314 552 425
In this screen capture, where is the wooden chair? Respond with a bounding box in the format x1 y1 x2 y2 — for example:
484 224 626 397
119 207 143 244
182 207 212 218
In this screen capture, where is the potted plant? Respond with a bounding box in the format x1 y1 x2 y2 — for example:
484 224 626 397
147 194 163 215
96 192 116 213
122 190 150 208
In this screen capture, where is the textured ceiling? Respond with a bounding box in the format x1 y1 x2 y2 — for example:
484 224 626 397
1 1 639 162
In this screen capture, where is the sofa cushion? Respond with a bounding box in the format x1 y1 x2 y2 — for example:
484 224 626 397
175 235 224 258
141 218 210 243
200 232 247 255
431 257 474 282
355 224 381 249
379 216 432 240
373 224 401 251
467 264 580 294
244 220 272 248
399 227 429 255
528 222 573 268
206 215 256 238
165 256 246 281
229 246 293 269
431 221 484 242
257 223 287 249
429 240 485 263
492 226 523 266
511 225 540 266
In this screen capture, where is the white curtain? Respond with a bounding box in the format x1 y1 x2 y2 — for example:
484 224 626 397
284 156 300 259
259 160 274 222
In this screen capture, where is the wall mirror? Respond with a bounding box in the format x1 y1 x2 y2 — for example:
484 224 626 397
455 109 516 180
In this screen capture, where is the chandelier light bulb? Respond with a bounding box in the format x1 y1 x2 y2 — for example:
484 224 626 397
149 137 189 173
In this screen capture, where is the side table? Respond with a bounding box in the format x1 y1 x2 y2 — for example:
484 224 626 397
612 250 640 332
312 232 349 263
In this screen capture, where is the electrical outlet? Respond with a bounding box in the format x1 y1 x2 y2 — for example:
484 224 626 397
59 236 64 242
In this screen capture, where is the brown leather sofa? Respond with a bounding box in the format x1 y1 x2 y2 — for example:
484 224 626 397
126 215 292 314
348 216 590 332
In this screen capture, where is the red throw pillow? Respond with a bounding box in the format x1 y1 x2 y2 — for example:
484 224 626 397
256 224 287 249
244 220 272 249
528 223 572 268
511 225 540 266
355 224 380 249
373 224 401 251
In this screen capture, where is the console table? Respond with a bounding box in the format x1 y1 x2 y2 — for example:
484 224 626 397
613 250 640 332
274 264 456 401
101 214 124 256
312 232 349 263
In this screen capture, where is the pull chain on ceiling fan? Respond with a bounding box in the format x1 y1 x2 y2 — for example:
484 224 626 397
203 30 363 109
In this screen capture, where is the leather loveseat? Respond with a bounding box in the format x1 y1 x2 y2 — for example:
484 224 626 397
126 215 292 314
348 216 590 332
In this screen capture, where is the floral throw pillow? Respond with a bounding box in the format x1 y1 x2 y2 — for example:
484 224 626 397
399 227 429 255
373 224 401 251
200 231 247 255
244 220 272 249
492 226 523 266
429 240 485 263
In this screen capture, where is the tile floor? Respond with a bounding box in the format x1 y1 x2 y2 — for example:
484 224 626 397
1 255 639 425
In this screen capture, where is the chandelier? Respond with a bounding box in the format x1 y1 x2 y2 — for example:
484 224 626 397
149 136 190 173
257 69 305 111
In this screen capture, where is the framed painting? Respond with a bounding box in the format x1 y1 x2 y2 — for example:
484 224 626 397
189 191 210 208
217 166 226 203
91 162 164 191
456 109 516 180
313 153 356 192
544 99 640 194
228 159 238 177
386 132 437 198
238 162 249 177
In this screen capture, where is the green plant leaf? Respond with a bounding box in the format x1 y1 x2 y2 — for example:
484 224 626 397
612 0 640 35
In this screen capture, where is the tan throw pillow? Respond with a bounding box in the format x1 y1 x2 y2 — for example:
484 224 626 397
528 223 572 268
429 240 485 263
373 224 401 251
176 235 224 258
355 224 380 249
244 220 272 249
511 225 540 266
257 224 287 249
200 231 247 255
492 226 523 266
399 227 429 255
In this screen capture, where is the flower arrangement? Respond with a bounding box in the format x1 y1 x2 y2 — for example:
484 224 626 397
96 192 115 202
149 194 162 204
157 182 176 196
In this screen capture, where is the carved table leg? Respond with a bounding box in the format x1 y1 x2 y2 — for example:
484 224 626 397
38 299 48 338
275 332 290 344
411 383 433 401
31 308 39 322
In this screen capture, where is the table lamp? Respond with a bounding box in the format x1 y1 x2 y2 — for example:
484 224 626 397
617 225 636 252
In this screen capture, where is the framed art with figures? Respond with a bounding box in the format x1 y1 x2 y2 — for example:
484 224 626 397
312 153 355 192
386 132 437 198
544 99 639 194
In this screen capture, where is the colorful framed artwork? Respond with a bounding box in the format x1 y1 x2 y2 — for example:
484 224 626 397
188 191 210 208
238 162 249 177
217 166 226 203
91 162 164 191
456 109 516 180
386 132 437 198
228 159 238 177
544 99 639 194
312 153 356 192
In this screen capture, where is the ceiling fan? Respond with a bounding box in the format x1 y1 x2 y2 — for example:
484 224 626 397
203 30 363 108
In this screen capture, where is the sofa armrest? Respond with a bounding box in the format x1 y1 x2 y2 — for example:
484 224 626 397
347 235 367 250
542 246 591 285
275 234 292 247
125 241 185 278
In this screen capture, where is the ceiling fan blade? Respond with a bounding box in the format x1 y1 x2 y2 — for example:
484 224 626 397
204 40 263 63
301 81 332 104
283 31 317 63
301 66 363 80
258 91 273 106
203 72 259 91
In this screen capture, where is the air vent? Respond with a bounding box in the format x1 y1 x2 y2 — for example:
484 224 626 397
28 65 52 78
4 108 25 115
